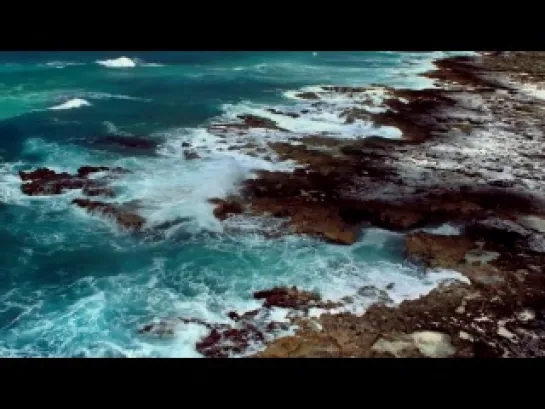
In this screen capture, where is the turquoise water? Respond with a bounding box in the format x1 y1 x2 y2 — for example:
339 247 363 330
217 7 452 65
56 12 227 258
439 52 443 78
0 52 470 357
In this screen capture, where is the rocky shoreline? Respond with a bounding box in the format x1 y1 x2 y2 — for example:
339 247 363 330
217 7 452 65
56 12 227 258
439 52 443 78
177 51 545 357
19 52 545 357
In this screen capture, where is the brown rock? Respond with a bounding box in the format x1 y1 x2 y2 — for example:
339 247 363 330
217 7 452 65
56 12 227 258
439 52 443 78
19 168 57 181
269 142 347 169
406 232 474 269
22 177 88 196
256 334 342 358
253 286 321 310
72 198 145 230
19 166 128 197
340 201 425 230
320 229 357 245
209 198 244 220
194 319 269 358
208 114 289 134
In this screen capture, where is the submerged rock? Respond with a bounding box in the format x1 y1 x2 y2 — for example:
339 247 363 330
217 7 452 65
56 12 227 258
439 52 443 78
138 321 176 338
295 92 320 100
81 185 116 197
90 135 158 154
265 108 300 118
183 150 201 160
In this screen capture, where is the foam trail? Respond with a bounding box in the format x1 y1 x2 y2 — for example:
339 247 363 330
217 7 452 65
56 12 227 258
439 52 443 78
84 92 150 102
140 62 165 67
43 61 84 69
49 98 91 110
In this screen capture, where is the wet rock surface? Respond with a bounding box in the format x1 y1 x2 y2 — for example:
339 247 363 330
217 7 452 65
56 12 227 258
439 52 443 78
253 286 338 310
72 198 146 230
208 114 289 134
19 166 127 197
18 165 148 231
209 198 244 221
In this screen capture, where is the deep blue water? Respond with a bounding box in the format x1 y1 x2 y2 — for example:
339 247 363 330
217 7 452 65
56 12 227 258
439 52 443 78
0 51 470 357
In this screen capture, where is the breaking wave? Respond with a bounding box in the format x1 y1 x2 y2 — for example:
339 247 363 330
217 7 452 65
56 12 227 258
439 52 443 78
49 98 91 110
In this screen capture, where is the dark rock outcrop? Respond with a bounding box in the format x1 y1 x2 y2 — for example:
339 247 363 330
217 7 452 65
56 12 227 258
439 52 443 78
19 166 126 198
72 198 145 230
209 198 244 221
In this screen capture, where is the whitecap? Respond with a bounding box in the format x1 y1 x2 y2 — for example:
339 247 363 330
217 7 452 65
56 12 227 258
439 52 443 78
49 98 91 110
96 57 137 68
95 57 163 68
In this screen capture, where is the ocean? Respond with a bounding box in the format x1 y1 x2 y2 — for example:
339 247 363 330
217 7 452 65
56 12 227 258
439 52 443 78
0 51 472 357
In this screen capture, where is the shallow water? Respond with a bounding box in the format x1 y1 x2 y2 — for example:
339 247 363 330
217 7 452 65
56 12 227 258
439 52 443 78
0 51 473 357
